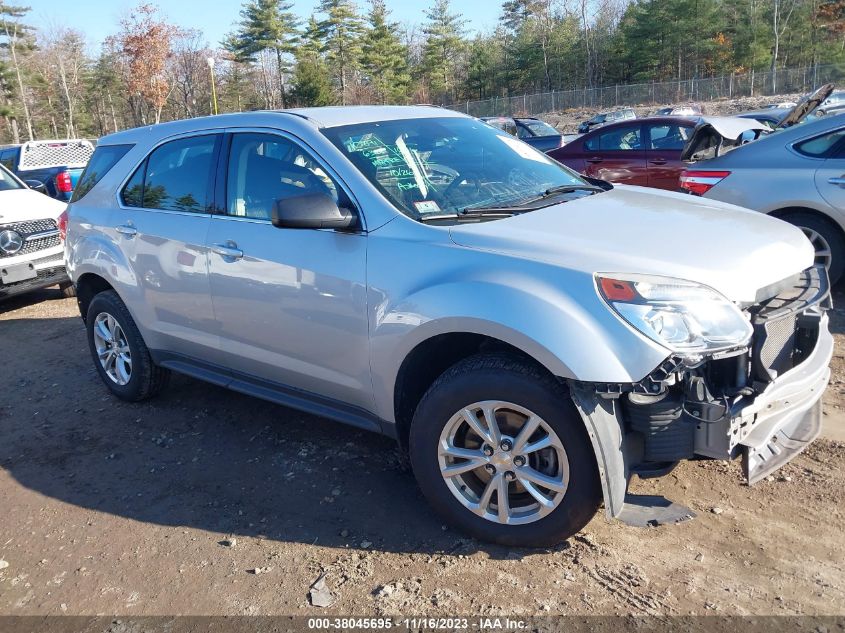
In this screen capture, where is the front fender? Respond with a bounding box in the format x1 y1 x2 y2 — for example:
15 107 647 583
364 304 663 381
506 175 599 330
368 275 668 424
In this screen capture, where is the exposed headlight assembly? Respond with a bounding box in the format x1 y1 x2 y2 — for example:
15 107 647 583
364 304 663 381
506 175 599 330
596 274 753 355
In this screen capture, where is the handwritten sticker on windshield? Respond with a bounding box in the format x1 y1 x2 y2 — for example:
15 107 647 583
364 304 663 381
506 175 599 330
344 133 422 193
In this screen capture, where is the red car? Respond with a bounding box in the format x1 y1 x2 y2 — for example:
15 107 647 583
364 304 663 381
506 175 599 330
547 116 699 190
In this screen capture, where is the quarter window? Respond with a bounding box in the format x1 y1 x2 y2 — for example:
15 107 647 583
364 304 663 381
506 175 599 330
121 135 219 212
226 133 337 221
72 144 133 202
795 129 845 158
584 125 642 151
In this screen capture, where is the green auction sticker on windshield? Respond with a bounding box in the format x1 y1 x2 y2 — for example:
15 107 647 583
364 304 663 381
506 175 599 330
413 200 441 214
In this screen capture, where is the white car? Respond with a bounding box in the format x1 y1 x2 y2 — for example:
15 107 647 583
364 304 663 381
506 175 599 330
0 163 72 300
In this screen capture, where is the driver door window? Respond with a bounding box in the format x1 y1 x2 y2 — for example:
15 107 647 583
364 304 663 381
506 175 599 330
226 133 337 220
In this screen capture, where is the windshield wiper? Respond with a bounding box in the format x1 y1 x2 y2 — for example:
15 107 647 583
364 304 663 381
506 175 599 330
418 208 520 223
541 184 605 197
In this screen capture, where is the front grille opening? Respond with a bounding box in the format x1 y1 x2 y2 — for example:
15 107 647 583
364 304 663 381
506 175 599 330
0 219 60 259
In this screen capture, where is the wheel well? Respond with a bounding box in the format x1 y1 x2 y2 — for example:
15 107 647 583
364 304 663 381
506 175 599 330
769 206 844 239
75 273 115 322
393 333 550 450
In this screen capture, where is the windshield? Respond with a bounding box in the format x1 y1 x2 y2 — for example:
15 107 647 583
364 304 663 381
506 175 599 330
0 164 23 192
323 117 588 220
517 119 559 137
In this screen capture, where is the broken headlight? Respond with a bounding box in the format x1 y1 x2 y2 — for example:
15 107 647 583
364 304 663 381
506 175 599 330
596 274 752 354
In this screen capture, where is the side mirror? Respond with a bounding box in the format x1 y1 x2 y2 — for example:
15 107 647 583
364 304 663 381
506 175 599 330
24 179 47 194
271 192 357 230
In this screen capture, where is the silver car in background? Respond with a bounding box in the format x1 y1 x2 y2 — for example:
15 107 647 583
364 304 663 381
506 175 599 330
66 106 832 546
681 113 845 282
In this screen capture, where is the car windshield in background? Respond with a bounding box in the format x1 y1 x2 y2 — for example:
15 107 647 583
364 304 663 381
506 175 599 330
0 164 23 191
518 119 559 136
323 117 588 220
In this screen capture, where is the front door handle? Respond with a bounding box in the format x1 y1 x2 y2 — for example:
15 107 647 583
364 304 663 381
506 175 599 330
649 159 667 165
115 224 137 237
211 242 244 260
585 157 603 164
829 177 845 187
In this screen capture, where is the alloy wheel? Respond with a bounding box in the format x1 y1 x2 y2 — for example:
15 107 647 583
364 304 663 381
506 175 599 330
437 400 569 525
92 312 132 386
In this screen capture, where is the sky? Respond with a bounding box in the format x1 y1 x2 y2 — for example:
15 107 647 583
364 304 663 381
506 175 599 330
29 0 500 52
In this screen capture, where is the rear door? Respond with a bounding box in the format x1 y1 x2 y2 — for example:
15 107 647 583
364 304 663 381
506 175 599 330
645 121 694 190
580 123 647 185
112 132 221 360
812 127 845 214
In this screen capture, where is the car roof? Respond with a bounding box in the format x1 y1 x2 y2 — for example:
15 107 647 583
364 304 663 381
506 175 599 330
100 105 467 145
581 115 699 133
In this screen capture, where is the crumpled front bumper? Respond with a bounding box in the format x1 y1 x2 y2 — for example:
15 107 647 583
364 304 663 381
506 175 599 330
737 312 833 483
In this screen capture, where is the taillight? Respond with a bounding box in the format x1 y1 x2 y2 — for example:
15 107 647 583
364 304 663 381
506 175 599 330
55 171 72 193
679 170 730 196
57 209 68 241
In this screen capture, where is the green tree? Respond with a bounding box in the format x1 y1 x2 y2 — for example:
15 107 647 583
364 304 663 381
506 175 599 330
232 0 298 108
0 1 35 141
420 0 467 102
291 15 333 106
317 0 365 105
361 0 411 104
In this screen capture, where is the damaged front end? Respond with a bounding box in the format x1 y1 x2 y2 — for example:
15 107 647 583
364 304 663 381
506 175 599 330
576 265 832 520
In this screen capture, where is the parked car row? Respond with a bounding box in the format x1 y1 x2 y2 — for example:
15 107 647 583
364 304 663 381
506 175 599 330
0 138 95 201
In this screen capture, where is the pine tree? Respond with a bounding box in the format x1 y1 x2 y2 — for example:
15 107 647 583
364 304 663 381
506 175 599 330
292 15 334 106
232 0 299 108
317 0 365 105
361 0 411 104
420 0 467 102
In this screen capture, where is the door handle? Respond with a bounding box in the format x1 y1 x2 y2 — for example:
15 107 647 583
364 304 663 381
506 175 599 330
585 157 603 164
829 177 845 187
211 242 244 260
115 224 137 237
649 159 667 165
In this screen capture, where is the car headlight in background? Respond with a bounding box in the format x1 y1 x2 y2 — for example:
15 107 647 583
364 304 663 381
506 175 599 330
596 274 753 355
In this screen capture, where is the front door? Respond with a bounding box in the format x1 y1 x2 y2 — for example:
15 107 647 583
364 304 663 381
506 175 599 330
206 131 372 411
645 122 694 190
580 124 647 185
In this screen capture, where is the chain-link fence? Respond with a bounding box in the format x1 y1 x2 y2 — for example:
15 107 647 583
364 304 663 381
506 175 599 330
448 64 845 118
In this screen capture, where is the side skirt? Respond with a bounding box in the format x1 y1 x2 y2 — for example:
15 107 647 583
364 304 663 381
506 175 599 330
150 350 390 437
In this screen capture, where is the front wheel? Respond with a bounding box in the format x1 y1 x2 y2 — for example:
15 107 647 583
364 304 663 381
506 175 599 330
409 354 601 547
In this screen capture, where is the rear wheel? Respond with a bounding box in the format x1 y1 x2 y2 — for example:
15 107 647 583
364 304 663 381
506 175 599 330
409 354 601 546
86 290 169 401
779 211 844 284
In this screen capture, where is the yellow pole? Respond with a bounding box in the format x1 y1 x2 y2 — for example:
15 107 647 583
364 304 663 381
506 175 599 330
208 57 219 115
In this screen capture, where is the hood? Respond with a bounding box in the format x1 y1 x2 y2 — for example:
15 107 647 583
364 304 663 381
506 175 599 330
778 83 833 128
449 185 814 305
0 189 67 224
680 116 769 161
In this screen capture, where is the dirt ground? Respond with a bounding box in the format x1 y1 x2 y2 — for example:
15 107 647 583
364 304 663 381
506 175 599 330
0 286 843 617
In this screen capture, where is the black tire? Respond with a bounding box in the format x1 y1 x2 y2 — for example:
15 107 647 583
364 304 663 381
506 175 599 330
408 353 601 547
59 282 76 298
86 290 170 401
779 211 845 284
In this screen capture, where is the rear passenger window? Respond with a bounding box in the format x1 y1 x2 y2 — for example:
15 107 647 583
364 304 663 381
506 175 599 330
647 124 691 150
121 135 219 212
226 133 337 220
584 126 642 151
72 144 133 202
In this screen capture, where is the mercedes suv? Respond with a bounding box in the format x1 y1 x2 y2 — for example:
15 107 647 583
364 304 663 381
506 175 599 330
65 106 833 546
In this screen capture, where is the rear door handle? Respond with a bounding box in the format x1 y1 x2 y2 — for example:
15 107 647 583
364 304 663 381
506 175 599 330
829 177 845 187
211 242 244 260
649 159 667 165
585 157 603 164
115 224 137 237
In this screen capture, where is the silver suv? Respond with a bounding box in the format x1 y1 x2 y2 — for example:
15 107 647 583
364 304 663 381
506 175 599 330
66 106 833 546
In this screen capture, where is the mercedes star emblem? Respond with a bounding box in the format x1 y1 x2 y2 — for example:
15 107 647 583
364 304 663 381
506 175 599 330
0 229 24 255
